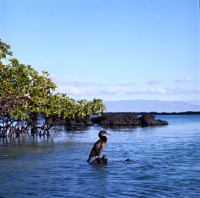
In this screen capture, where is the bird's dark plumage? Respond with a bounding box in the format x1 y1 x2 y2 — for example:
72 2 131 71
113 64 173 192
87 130 110 163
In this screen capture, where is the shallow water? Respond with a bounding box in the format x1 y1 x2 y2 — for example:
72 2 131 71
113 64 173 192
1 115 200 197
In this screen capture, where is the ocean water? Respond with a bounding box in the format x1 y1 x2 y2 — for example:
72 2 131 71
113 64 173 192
0 115 200 197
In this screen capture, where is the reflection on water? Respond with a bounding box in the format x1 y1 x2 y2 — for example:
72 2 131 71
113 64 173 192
1 115 200 197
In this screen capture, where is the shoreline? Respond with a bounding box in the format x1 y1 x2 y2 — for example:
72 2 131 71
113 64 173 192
96 111 200 115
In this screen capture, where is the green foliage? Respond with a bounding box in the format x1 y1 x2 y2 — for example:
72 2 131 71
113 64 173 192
0 39 13 61
0 39 106 137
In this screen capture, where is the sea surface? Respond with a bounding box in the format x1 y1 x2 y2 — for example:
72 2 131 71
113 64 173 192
0 115 200 197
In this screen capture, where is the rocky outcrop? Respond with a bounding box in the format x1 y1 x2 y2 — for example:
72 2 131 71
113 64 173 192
91 113 168 126
91 113 139 126
90 155 108 165
65 113 168 130
138 114 168 125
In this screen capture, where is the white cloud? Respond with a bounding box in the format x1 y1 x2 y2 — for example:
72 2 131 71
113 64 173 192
148 87 167 94
100 86 200 95
147 79 165 84
175 77 195 83
50 75 200 97
56 86 97 95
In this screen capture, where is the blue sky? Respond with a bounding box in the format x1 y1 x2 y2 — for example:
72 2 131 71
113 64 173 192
1 0 199 104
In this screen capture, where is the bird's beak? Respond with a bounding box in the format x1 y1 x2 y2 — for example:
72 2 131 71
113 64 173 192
106 133 111 136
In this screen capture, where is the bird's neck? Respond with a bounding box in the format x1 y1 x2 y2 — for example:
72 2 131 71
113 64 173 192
99 135 107 140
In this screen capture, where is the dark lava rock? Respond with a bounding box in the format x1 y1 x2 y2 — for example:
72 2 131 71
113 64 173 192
91 112 168 126
91 113 139 126
138 114 168 125
90 155 108 165
66 112 168 130
125 158 132 162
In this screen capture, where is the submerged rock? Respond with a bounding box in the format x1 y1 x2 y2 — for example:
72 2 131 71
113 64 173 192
125 158 132 162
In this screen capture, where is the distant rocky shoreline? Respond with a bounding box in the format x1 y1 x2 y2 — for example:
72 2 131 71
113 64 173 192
100 111 200 115
64 112 169 130
64 111 200 130
91 113 168 126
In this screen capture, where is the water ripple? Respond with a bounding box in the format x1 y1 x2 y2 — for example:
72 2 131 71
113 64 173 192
1 115 200 197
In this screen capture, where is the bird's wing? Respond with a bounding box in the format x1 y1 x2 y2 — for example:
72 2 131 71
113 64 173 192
89 139 103 157
92 139 104 154
94 140 102 150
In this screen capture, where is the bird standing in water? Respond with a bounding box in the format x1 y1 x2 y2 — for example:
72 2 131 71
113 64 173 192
87 130 111 163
